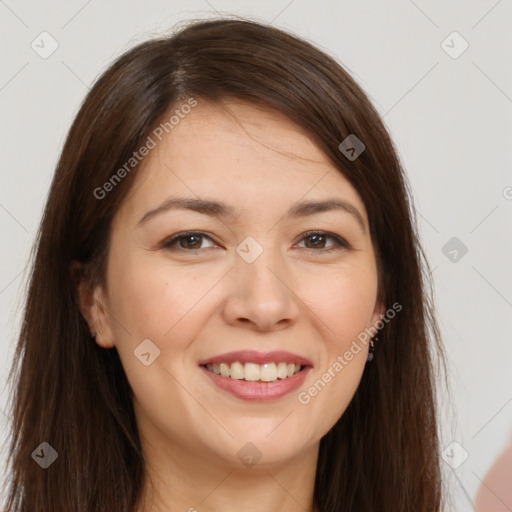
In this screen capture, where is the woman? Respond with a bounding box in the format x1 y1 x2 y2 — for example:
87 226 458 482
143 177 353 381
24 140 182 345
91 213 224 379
2 17 447 511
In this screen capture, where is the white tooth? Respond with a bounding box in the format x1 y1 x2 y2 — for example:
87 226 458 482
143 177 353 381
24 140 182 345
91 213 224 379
219 363 230 377
244 362 260 381
260 363 277 382
230 362 244 379
276 362 288 379
211 361 302 380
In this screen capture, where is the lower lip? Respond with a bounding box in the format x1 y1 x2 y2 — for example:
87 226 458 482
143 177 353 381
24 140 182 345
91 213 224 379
200 365 312 402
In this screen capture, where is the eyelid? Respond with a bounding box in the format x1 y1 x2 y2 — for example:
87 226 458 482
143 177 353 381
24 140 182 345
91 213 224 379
161 230 350 253
295 230 350 251
161 230 218 250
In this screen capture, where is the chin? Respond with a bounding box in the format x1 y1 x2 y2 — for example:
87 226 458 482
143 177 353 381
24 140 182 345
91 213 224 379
204 423 315 469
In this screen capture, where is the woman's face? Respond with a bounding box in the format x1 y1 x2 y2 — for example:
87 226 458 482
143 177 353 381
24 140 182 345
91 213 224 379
87 99 384 470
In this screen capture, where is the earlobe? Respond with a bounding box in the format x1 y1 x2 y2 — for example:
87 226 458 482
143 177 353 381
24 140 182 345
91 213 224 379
371 301 386 330
89 290 116 349
70 261 115 348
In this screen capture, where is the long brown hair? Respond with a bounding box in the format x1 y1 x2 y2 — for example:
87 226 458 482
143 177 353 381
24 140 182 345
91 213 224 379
2 17 448 511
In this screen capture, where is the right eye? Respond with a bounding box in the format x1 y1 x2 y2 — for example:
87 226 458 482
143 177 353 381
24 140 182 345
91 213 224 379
161 231 218 252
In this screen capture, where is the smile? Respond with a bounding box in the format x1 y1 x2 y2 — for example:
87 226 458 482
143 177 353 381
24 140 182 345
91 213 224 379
202 361 304 382
198 350 313 402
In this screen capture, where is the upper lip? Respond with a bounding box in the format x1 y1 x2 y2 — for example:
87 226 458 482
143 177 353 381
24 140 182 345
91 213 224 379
198 350 313 367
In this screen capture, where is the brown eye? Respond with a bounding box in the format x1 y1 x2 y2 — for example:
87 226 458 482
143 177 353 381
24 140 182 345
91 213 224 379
161 230 348 254
162 232 216 251
304 233 328 249
178 234 202 249
297 231 349 252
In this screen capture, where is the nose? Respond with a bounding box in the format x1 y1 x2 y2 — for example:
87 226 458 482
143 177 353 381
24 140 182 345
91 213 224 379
222 242 301 332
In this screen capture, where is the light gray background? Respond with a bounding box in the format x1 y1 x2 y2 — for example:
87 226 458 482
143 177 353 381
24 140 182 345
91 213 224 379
1 1 511 510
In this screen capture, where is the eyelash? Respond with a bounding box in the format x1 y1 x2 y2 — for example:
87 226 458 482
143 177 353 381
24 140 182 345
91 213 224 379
161 230 349 254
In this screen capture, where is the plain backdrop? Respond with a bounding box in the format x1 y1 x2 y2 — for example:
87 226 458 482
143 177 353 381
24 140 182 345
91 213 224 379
1 1 511 510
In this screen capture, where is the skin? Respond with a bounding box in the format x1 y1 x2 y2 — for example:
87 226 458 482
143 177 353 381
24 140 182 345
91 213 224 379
75 99 385 512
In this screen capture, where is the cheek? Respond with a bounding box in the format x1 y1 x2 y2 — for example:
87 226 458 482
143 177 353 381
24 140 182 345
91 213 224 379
303 264 378 348
108 253 208 341
298 355 366 443
293 266 377 430
106 254 230 384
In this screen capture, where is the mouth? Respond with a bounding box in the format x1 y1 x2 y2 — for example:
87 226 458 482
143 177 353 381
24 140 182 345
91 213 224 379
198 350 313 401
201 361 306 382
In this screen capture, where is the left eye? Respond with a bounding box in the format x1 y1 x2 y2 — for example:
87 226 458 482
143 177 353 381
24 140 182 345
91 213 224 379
161 231 348 253
296 231 348 252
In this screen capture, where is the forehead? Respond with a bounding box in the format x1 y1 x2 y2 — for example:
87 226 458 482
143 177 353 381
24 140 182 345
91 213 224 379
118 99 368 225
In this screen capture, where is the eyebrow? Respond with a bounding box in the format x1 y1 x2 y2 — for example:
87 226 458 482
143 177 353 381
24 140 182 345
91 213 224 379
137 196 367 232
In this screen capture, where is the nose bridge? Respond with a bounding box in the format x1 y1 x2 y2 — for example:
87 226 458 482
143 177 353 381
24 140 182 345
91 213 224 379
224 234 299 329
235 234 288 296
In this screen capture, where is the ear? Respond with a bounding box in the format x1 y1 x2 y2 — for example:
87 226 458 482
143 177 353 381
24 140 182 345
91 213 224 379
70 261 115 349
370 299 386 330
